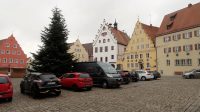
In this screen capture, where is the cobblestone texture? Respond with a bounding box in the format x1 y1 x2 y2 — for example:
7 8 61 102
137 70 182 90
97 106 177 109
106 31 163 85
0 76 199 112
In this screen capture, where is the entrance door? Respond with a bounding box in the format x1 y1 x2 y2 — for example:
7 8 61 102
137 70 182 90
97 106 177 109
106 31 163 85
139 63 144 70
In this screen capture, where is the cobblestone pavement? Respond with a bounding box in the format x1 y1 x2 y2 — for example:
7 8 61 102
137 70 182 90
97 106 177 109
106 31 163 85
0 76 199 112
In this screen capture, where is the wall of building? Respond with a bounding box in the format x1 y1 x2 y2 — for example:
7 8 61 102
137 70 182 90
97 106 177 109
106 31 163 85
156 27 200 75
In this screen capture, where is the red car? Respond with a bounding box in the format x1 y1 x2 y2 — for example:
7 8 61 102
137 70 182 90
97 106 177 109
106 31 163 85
0 74 13 102
60 72 93 91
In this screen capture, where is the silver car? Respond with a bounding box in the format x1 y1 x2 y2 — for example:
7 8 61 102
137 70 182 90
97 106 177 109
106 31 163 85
135 70 154 81
182 69 200 79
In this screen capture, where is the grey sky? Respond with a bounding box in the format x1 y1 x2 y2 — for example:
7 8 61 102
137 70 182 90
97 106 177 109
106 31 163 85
0 0 199 57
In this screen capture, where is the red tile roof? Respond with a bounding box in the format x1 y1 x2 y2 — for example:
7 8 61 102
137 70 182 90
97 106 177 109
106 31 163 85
157 2 200 36
111 28 130 46
141 23 159 41
83 43 93 56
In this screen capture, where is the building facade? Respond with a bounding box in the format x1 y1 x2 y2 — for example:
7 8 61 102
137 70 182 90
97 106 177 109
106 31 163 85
93 19 130 68
68 39 89 62
121 21 158 71
0 35 27 78
83 43 93 61
156 3 200 75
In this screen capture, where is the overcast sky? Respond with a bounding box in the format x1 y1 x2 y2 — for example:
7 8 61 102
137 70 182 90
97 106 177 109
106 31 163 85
0 0 199 57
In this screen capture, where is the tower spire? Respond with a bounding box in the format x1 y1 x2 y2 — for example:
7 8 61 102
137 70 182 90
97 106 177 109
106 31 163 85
114 19 118 30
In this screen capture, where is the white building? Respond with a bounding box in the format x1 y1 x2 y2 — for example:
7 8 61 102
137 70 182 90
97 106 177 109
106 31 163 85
93 19 130 68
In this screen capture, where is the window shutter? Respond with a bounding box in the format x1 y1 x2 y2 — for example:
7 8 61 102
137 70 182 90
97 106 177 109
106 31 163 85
179 46 181 52
183 46 185 51
195 44 197 50
169 36 171 41
164 48 166 54
163 37 165 42
172 35 175 40
183 33 185 39
173 47 175 52
194 30 197 37
190 45 193 50
189 32 192 38
169 48 171 53
178 34 181 39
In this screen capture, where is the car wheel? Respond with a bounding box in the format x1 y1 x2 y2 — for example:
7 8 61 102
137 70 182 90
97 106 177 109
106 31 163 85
141 76 146 81
189 75 194 79
102 81 108 88
7 97 12 102
31 86 39 99
87 87 92 91
55 91 61 96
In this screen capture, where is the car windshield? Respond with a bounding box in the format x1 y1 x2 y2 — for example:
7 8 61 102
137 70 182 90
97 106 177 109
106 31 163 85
79 73 90 78
98 62 117 74
0 77 8 84
39 74 57 80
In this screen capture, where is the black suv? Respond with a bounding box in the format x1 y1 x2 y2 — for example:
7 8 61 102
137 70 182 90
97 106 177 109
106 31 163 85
130 71 139 82
20 72 61 98
117 70 131 84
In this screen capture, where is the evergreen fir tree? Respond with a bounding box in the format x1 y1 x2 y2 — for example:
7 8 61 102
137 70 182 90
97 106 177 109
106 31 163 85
31 7 75 77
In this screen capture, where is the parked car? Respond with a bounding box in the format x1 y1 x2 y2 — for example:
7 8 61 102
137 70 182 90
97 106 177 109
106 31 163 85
129 71 139 82
117 70 131 84
149 71 161 80
60 72 93 91
182 69 200 79
0 74 13 102
135 70 154 81
72 62 122 88
20 72 61 98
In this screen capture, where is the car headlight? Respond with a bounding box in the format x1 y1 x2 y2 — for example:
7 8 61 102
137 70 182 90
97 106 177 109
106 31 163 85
107 74 113 78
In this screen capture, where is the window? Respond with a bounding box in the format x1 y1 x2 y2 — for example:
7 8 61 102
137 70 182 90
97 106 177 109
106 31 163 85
164 36 171 42
103 39 106 43
13 44 17 48
15 59 18 63
99 40 101 43
127 63 130 68
131 55 134 59
105 46 108 52
111 46 114 50
194 29 200 37
5 43 10 47
146 53 150 58
164 48 171 54
175 59 192 66
131 63 134 67
2 58 7 63
107 39 110 42
6 50 10 54
166 60 170 66
135 63 138 67
20 60 24 64
173 34 180 41
95 47 98 53
183 32 192 39
100 47 103 52
135 54 138 59
111 55 114 59
140 54 143 59
9 58 13 63
17 51 21 55
147 63 150 68
100 57 103 62
137 45 139 49
173 46 181 53
105 57 108 62
127 55 130 59
146 44 149 48
170 13 177 21
195 44 200 50
141 44 144 49
183 45 193 52
199 59 200 65
0 50 5 54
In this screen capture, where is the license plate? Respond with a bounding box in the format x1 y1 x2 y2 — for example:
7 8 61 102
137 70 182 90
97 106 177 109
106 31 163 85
48 82 55 85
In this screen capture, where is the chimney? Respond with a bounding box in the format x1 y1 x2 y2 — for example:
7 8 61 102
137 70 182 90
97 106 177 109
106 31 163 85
188 3 192 8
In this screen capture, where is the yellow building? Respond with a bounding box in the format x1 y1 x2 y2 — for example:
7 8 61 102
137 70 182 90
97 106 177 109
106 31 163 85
68 39 89 62
121 21 158 71
156 3 200 76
